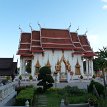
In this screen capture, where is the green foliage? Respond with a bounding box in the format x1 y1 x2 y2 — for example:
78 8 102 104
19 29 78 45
6 76 10 81
29 75 33 80
15 87 35 106
46 89 62 107
45 87 90 106
69 95 89 104
63 86 86 96
88 80 104 96
15 86 26 95
98 99 107 107
37 66 54 92
88 94 98 106
19 75 22 80
80 75 83 79
36 87 43 94
94 47 107 72
92 75 96 79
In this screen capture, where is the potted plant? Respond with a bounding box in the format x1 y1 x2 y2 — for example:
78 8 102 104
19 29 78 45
80 75 83 82
80 75 83 79
29 75 33 81
19 75 22 80
92 75 96 79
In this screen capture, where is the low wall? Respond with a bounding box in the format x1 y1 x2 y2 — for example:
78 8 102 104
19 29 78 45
0 82 17 106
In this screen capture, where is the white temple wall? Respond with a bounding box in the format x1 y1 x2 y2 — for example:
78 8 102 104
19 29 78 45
72 55 84 75
33 50 84 75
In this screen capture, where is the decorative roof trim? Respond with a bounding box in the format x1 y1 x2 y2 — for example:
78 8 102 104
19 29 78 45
41 37 70 39
42 43 73 45
77 33 86 52
19 49 30 50
20 43 31 44
31 40 40 42
40 28 44 51
31 46 42 47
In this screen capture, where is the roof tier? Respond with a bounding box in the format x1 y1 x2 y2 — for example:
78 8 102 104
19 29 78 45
17 28 95 57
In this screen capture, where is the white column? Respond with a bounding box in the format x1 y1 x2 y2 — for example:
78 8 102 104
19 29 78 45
67 72 71 82
89 60 91 75
56 73 60 83
88 59 93 76
86 59 89 75
91 60 94 76
20 58 23 75
81 60 84 76
20 58 26 75
31 59 35 76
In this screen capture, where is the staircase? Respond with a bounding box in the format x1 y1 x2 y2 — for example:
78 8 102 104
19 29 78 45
33 94 48 107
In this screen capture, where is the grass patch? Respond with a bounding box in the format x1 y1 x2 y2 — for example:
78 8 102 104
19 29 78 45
15 87 35 106
46 90 62 107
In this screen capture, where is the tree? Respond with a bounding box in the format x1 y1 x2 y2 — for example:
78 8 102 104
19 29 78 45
94 47 107 97
37 66 54 92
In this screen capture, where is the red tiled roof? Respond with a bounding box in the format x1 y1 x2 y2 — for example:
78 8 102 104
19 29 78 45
41 28 69 38
83 52 96 57
20 33 31 43
17 28 95 57
31 31 43 52
41 28 74 50
17 33 31 56
70 32 79 42
79 35 89 45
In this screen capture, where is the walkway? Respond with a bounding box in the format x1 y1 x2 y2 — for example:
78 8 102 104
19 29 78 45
33 94 48 107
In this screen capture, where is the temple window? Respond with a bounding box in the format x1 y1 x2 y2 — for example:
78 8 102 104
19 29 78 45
25 60 31 73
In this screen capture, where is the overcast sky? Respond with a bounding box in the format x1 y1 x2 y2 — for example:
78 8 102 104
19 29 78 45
0 0 107 63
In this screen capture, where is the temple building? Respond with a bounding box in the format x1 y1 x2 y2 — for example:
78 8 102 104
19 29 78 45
0 58 17 76
17 27 95 82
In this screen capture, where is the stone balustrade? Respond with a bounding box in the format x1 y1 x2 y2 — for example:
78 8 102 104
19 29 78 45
0 82 17 106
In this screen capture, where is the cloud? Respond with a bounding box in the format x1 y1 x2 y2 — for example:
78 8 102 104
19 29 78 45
102 5 107 9
102 0 107 2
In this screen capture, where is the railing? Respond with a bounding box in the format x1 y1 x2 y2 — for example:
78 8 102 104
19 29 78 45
0 82 16 103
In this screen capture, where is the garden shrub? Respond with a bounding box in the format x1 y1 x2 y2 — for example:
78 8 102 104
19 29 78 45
29 75 33 80
88 80 104 97
63 85 86 96
15 87 35 106
36 87 43 94
19 75 22 80
80 75 83 79
15 86 26 95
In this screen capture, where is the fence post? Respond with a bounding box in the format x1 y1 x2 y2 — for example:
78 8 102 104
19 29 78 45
60 99 65 107
25 100 29 107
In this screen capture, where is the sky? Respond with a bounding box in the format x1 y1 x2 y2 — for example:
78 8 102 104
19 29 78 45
0 0 107 64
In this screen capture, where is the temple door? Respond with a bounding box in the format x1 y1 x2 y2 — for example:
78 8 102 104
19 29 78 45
60 61 67 82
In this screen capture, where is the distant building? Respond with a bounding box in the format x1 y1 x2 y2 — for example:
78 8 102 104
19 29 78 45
17 27 95 82
0 58 17 76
